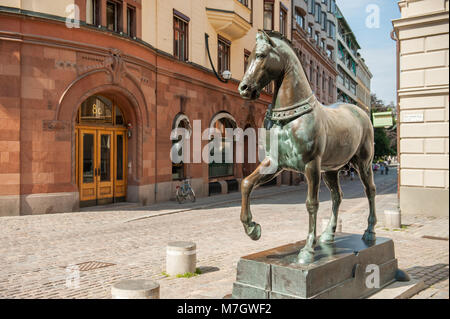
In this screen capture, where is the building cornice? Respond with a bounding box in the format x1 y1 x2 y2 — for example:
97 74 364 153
392 10 449 29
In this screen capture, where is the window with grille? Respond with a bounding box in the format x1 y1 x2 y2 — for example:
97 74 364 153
218 36 231 75
174 12 189 61
86 0 100 25
106 1 121 32
296 11 305 29
280 5 287 36
264 1 274 30
127 6 136 38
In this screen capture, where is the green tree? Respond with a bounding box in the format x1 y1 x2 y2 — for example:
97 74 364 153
374 128 395 159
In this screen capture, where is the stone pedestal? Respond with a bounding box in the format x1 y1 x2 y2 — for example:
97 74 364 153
111 279 160 299
232 233 409 299
166 241 197 276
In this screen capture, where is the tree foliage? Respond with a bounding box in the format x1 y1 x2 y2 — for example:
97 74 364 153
370 93 397 159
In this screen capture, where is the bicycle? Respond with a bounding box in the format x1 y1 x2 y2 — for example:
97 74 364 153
175 178 196 204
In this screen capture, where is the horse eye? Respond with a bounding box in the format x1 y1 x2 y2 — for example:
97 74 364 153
257 54 266 59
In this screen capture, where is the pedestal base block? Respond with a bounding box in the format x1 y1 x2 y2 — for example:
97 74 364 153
232 233 408 299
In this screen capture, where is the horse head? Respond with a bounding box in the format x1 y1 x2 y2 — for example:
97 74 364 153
239 30 284 100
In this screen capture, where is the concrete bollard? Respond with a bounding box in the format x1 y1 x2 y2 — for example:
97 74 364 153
322 218 343 233
166 241 197 276
384 210 401 229
111 279 160 299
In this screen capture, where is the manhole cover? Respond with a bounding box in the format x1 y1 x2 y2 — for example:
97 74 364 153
64 261 116 271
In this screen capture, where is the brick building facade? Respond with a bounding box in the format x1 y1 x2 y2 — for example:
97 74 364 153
0 0 296 216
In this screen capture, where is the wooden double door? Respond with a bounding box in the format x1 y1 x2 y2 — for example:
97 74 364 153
77 127 127 207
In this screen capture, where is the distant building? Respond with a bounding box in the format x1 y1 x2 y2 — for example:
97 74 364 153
291 0 338 105
356 55 372 113
335 5 360 105
392 0 449 217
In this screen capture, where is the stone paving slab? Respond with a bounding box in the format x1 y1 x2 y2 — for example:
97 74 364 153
0 169 448 299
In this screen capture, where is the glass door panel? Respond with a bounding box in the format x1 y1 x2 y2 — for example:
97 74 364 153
97 130 114 202
79 129 97 202
114 131 127 200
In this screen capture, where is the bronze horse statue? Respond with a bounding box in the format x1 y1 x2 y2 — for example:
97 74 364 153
238 31 377 264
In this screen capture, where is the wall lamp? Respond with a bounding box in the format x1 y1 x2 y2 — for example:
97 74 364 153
205 33 232 83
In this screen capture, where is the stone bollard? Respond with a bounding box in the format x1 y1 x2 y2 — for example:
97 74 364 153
166 241 197 276
384 210 401 229
111 279 160 299
322 218 343 233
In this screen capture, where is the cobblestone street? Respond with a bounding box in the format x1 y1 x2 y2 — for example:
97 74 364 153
0 168 448 299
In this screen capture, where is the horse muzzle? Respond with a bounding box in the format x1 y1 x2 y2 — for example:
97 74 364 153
239 83 260 100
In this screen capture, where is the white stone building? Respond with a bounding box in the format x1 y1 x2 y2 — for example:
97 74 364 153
392 0 449 216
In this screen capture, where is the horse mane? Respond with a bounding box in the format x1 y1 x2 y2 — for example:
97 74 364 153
265 31 296 52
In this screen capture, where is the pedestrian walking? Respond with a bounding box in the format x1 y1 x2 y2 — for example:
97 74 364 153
385 162 389 175
380 162 385 175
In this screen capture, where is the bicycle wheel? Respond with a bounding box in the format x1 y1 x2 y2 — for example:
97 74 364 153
188 190 196 203
176 190 183 204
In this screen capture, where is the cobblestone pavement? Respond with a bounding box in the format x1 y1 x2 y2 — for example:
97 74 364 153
0 168 448 299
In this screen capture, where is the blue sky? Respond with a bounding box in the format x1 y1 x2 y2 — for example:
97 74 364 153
337 0 401 105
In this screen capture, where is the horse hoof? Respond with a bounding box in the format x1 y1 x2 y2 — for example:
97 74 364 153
319 232 335 244
362 230 376 242
298 249 314 264
248 223 261 241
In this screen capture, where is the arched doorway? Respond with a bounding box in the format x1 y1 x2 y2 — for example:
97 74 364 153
75 95 128 207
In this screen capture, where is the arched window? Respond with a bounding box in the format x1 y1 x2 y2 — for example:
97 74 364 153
172 114 191 180
209 113 237 178
77 95 125 126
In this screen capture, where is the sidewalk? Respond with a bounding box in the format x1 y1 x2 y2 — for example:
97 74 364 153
0 169 447 299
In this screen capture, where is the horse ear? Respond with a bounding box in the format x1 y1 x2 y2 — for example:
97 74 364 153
257 30 277 48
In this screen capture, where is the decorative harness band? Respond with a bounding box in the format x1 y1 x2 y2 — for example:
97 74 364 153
264 94 315 129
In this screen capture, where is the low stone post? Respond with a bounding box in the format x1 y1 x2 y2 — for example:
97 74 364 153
166 241 197 276
111 279 160 299
384 210 401 229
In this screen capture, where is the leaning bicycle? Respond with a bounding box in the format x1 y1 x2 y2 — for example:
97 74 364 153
175 178 196 204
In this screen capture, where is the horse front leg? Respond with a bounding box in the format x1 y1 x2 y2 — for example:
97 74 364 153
241 157 280 241
298 159 321 264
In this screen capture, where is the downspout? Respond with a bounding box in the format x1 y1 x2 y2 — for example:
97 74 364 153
154 0 158 203
390 28 400 201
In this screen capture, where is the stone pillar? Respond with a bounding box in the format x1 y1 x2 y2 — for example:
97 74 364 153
111 279 160 299
166 241 197 276
384 210 401 229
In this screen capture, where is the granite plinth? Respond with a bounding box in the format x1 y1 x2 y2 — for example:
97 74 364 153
232 233 408 299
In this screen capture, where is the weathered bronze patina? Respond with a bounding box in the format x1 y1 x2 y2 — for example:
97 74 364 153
238 31 377 264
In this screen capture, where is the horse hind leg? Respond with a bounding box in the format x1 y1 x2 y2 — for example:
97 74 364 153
353 158 377 242
319 171 343 244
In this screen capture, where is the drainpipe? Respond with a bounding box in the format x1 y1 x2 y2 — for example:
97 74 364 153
390 29 400 201
154 0 159 204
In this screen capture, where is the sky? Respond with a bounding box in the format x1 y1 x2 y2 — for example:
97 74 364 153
337 0 401 105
